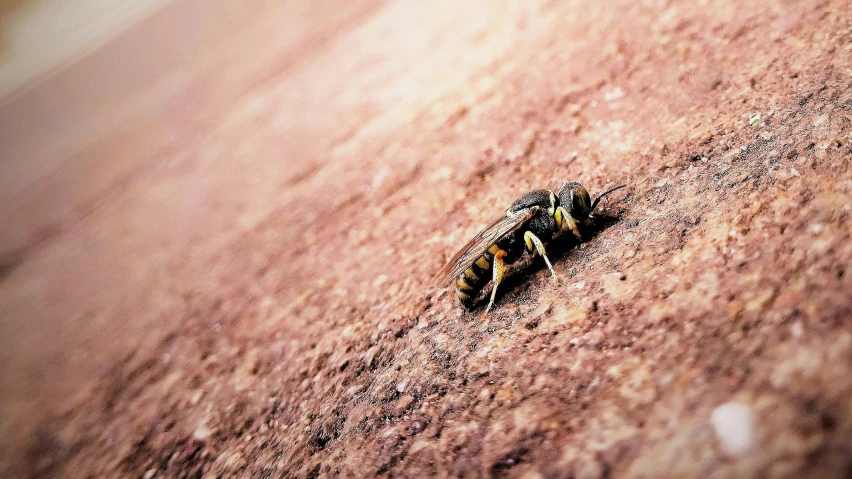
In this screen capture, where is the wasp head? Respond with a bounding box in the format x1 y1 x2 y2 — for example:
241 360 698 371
556 182 593 219
557 182 627 224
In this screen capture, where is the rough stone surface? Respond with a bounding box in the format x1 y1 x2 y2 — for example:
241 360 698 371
1 0 851 478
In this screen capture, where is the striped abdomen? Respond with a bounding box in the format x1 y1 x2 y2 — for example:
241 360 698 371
455 244 503 308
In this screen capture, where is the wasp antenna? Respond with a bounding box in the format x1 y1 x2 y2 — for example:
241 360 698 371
591 184 627 211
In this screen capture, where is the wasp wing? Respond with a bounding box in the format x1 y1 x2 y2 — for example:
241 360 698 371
436 206 539 286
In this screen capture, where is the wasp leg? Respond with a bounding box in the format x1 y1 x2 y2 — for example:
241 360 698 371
556 206 583 241
524 231 559 285
484 250 507 314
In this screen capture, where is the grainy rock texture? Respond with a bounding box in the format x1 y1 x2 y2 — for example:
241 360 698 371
1 0 851 478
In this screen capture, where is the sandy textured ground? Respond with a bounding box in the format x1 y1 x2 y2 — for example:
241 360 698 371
1 0 851 477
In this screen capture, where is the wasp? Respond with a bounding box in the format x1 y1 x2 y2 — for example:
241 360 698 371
437 182 626 312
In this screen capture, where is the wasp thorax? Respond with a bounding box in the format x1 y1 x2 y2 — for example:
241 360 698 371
557 182 592 219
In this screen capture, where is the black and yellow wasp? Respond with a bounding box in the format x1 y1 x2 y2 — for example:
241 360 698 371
438 182 626 312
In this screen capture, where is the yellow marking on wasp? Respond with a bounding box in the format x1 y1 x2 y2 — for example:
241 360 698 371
484 250 507 314
524 231 559 285
548 191 556 215
476 257 491 269
456 277 475 291
555 206 565 231
464 268 480 281
488 245 501 254
456 290 471 300
523 232 535 251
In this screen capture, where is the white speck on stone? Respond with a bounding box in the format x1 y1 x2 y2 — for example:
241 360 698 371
396 379 409 393
373 274 388 287
436 166 454 179
410 439 431 454
604 87 625 101
791 321 803 338
570 338 579 346
371 166 392 189
144 470 156 479
588 376 601 391
193 417 212 441
711 402 756 456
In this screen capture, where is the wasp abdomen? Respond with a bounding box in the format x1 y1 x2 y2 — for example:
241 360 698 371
455 244 502 307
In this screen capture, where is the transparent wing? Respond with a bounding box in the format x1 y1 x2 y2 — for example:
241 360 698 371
436 206 539 286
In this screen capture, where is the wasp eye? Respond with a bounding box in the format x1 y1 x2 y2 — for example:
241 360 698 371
557 182 591 218
573 187 592 218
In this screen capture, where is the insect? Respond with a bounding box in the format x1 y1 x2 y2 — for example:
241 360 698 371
437 182 626 312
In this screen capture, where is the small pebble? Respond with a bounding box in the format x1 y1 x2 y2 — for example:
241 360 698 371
711 402 756 456
193 418 212 441
397 379 409 393
791 321 803 338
